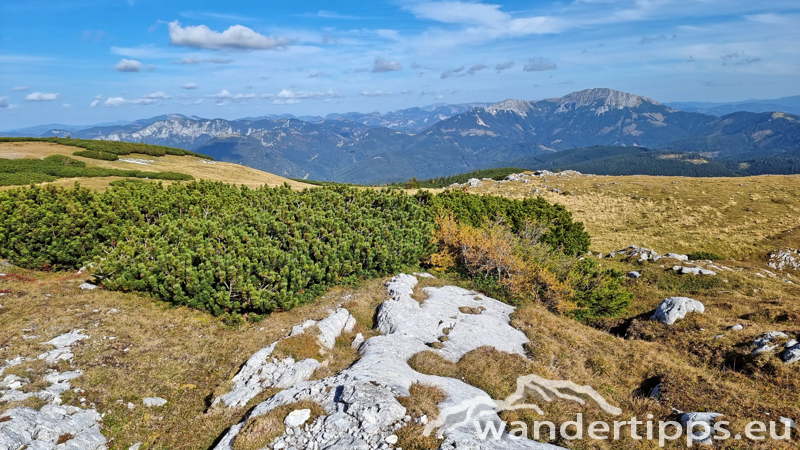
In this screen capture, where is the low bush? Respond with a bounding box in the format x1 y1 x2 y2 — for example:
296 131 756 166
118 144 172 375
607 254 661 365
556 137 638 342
429 215 630 319
0 155 193 186
687 251 723 261
0 137 212 160
0 182 593 319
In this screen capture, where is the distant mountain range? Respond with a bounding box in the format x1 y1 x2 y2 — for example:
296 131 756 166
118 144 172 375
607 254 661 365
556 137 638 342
666 95 800 116
3 89 800 184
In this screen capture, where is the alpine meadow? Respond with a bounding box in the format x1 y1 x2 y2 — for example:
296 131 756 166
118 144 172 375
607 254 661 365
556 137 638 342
0 1 799 449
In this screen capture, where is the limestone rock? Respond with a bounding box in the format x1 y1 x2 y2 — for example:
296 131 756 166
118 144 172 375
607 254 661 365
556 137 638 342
38 330 89 364
351 333 365 349
143 397 167 407
317 308 356 349
672 266 717 276
467 178 482 187
783 344 800 364
0 405 106 450
284 409 312 427
665 253 689 261
730 324 743 331
651 297 705 325
214 274 564 450
627 271 642 279
681 412 722 445
79 283 97 290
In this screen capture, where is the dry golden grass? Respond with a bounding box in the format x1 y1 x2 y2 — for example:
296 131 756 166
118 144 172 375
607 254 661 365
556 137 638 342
233 400 326 450
465 172 800 259
0 266 387 449
395 383 447 450
0 141 314 190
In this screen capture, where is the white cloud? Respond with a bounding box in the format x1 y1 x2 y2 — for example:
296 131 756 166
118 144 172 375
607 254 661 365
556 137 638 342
12 86 29 92
114 59 143 72
0 97 9 108
523 57 557 71
61 103 72 109
277 89 343 100
182 83 199 90
495 61 515 71
372 57 402 73
142 91 171 100
308 70 327 78
90 100 100 108
207 89 234 99
168 20 292 50
174 56 233 64
25 92 60 101
360 90 393 97
273 98 301 105
233 93 256 101
104 97 126 107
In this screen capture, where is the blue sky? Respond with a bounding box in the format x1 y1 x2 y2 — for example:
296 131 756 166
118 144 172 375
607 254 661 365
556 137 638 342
1 0 799 129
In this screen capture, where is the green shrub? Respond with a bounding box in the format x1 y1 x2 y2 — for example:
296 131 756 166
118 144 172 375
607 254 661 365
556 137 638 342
73 150 118 161
687 251 723 261
0 182 590 318
0 155 193 186
418 189 590 255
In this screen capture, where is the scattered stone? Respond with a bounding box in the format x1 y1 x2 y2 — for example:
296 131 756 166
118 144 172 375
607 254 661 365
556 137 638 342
730 324 743 331
627 271 642 279
681 412 722 445
38 330 89 365
143 397 167 407
753 331 788 347
783 344 800 364
284 409 312 427
413 272 437 279
664 253 689 261
79 283 97 290
768 248 800 271
385 435 399 444
672 266 717 276
351 333 365 349
129 443 143 450
651 297 705 325
467 178 482 188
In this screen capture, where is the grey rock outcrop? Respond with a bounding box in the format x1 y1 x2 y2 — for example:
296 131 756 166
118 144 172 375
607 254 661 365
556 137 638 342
284 408 312 427
681 412 722 445
79 283 97 290
39 330 89 364
652 297 705 325
627 271 642 279
214 274 564 450
143 397 168 407
212 307 356 409
672 266 717 276
0 405 105 450
665 253 689 261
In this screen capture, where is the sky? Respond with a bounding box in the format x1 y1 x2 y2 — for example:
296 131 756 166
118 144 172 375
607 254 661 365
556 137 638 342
1 0 799 129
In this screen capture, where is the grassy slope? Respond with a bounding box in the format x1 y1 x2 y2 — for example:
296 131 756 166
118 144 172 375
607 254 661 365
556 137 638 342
463 171 800 259
0 141 314 190
1 170 798 448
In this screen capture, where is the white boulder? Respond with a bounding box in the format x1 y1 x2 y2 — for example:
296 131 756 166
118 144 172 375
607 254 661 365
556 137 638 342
651 297 705 325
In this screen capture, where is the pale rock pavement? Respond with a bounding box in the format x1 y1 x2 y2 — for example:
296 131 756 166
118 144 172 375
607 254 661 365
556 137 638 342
214 274 566 450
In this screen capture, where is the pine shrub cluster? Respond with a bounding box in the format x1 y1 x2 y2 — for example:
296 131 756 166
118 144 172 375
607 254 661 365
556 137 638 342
0 181 594 319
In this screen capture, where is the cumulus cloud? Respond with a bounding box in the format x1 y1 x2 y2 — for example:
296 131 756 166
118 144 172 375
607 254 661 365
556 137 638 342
12 86 29 92
104 97 126 107
495 61 514 72
174 56 233 64
360 90 393 97
233 93 256 101
440 66 465 79
182 83 199 90
371 57 402 73
0 97 9 108
25 92 60 101
62 103 72 109
90 99 100 108
523 57 557 72
273 99 300 105
141 91 171 100
207 90 234 99
168 20 291 50
114 59 144 72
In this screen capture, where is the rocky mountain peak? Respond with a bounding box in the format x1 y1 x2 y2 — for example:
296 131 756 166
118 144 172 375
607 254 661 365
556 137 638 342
556 88 661 115
485 99 535 118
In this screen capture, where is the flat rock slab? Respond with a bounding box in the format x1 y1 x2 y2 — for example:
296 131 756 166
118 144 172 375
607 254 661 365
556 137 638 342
672 266 717 276
214 274 564 450
0 405 106 450
143 397 167 407
652 297 705 325
284 408 312 427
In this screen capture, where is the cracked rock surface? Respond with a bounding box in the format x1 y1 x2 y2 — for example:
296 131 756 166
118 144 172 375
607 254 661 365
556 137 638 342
214 274 564 450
